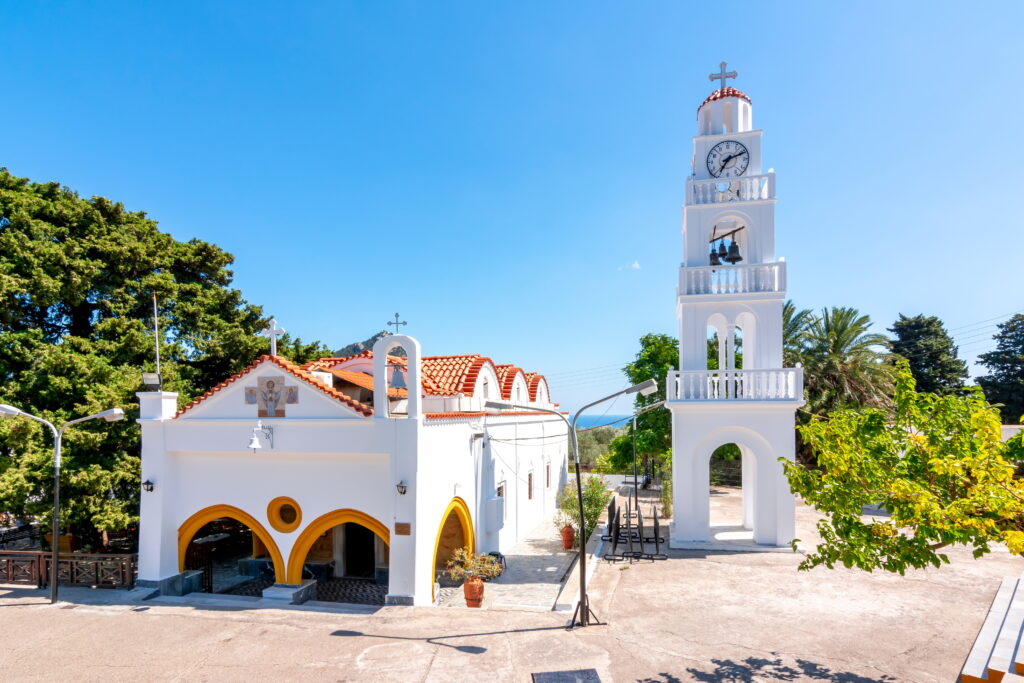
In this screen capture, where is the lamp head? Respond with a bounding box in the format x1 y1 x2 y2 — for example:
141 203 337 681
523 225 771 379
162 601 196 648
99 408 125 422
141 372 162 390
0 404 23 418
627 378 659 397
485 400 516 410
396 481 408 495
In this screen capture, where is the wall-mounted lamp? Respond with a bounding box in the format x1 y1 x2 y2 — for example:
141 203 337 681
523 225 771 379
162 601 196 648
141 372 162 391
142 479 155 493
249 421 274 452
396 481 408 495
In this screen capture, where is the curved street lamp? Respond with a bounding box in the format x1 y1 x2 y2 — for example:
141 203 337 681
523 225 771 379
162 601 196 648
0 404 124 603
486 376 657 628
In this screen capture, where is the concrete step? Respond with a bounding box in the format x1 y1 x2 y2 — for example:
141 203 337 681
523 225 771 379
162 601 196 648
990 584 1024 679
961 577 1018 683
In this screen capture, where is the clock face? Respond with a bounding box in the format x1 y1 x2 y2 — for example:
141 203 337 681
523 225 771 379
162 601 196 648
706 140 750 178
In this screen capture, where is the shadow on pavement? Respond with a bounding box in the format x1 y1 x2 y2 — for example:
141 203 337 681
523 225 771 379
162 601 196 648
662 655 898 682
331 623 569 655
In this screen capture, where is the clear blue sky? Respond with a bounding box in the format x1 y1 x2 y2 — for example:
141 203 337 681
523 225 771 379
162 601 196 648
2 2 1022 413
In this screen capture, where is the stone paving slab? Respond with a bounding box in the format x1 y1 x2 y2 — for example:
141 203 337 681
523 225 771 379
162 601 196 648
440 521 578 610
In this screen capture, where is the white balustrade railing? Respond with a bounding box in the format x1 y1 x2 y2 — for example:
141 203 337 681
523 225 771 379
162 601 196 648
681 261 785 296
668 368 803 401
688 172 775 205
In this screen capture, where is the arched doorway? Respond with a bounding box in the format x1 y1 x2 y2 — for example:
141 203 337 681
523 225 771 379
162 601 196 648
708 442 755 541
432 497 475 601
177 505 284 595
287 509 390 605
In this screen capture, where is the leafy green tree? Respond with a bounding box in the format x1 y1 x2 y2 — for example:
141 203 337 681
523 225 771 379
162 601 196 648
576 425 619 469
785 362 1024 574
801 306 894 416
978 314 1024 424
0 168 326 544
888 314 967 395
605 333 678 473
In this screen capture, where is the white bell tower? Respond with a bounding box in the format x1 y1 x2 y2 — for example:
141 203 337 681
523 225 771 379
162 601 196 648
668 64 804 549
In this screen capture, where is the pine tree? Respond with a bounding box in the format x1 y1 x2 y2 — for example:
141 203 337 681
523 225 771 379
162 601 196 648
978 314 1024 424
888 314 967 396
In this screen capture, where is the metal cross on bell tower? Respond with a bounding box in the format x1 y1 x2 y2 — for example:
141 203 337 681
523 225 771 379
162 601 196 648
386 313 407 334
708 61 738 91
260 318 286 356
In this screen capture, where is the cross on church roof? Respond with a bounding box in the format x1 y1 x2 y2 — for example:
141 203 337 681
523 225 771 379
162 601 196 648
708 61 738 91
260 318 286 356
386 312 407 334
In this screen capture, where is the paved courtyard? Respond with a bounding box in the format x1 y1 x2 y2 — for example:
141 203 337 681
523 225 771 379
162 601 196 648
1 488 1020 681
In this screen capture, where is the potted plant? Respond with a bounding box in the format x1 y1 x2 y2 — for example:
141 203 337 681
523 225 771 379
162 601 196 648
554 511 575 550
446 546 502 608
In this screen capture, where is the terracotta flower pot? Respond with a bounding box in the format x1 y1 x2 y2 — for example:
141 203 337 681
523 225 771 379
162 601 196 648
560 524 575 550
463 576 485 608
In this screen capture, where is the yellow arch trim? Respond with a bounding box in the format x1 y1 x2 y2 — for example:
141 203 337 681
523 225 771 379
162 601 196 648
177 504 286 584
432 496 475 601
286 508 390 584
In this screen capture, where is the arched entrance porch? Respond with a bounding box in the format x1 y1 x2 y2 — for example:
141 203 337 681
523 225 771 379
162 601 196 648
432 497 475 602
287 509 390 605
177 505 285 594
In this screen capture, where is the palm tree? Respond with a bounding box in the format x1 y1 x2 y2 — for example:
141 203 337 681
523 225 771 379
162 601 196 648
801 306 894 416
783 300 812 367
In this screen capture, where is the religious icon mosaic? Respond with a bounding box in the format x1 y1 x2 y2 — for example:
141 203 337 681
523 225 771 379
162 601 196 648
245 375 298 417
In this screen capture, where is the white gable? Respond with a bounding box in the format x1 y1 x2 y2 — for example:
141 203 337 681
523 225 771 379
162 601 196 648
176 359 368 420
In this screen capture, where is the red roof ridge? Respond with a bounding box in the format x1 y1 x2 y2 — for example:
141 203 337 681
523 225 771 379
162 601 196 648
698 87 751 114
175 355 374 418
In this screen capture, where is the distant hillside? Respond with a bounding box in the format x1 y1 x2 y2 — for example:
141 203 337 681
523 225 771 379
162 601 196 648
334 331 407 357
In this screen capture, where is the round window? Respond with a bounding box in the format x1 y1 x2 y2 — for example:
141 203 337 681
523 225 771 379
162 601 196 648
278 504 297 525
267 497 302 533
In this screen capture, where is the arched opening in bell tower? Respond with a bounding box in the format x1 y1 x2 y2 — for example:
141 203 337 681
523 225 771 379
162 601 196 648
708 442 756 539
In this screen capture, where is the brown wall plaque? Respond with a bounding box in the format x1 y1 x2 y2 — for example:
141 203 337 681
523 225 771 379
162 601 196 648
394 523 411 536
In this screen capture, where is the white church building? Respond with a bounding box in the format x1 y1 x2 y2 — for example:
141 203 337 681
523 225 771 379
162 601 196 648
136 334 568 606
668 64 804 549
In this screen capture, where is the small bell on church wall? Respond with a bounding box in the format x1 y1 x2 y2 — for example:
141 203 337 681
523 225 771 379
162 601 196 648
717 241 728 259
709 247 722 267
724 240 743 264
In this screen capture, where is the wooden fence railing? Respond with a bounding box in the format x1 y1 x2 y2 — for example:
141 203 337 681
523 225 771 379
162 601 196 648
0 551 136 589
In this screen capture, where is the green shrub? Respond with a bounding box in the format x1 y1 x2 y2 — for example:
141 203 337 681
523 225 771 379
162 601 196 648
556 476 612 546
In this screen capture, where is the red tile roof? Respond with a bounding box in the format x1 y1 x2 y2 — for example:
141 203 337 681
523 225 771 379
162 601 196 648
420 355 495 397
699 87 751 113
524 372 548 401
328 368 408 398
175 355 374 418
495 365 525 400
425 411 566 420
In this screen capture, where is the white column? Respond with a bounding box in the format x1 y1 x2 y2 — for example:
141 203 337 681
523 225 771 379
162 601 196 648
741 446 755 530
670 409 711 544
136 392 181 583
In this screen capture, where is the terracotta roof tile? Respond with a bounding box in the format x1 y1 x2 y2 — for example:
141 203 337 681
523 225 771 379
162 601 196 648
328 368 409 398
698 87 751 114
175 355 374 418
495 364 525 400
420 355 495 397
523 372 548 401
425 411 565 420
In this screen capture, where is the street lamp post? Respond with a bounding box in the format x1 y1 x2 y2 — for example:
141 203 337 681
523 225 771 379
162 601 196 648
486 376 656 628
630 400 667 516
0 404 125 603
